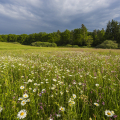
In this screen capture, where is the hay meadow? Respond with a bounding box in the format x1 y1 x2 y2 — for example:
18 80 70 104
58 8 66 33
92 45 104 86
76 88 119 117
0 42 120 120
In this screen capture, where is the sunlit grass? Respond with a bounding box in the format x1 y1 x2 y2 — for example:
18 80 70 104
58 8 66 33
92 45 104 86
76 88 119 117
0 42 120 119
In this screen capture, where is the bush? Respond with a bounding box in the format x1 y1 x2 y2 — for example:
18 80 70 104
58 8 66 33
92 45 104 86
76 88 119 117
66 44 72 47
72 45 79 48
118 44 120 49
96 40 118 49
31 42 57 47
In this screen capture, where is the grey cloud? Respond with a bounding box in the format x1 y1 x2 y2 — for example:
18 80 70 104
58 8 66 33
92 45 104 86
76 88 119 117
0 0 120 34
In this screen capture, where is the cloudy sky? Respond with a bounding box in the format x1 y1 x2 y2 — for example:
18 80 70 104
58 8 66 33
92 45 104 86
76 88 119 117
0 0 120 35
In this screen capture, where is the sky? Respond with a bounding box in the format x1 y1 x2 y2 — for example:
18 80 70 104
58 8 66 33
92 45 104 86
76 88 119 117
0 0 120 35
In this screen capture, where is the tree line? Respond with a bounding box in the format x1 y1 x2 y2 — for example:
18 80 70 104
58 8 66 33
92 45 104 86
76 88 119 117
0 19 120 47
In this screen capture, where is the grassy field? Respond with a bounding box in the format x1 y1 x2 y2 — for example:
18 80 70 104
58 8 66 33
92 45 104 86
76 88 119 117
0 42 120 120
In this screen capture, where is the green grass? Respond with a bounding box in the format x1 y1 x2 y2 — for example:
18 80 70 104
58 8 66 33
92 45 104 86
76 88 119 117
0 42 120 120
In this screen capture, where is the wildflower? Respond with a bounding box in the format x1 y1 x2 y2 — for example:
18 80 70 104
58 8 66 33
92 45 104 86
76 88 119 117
18 97 24 101
73 82 76 84
42 89 46 92
0 106 3 112
89 117 92 120
73 94 76 99
21 100 27 106
17 109 27 119
66 90 69 93
80 90 83 94
59 106 65 112
113 115 117 118
26 99 30 102
33 89 37 92
23 93 29 99
78 82 82 85
53 79 57 82
60 91 63 95
94 103 99 106
20 85 25 89
57 114 61 117
102 102 105 105
34 83 37 86
95 84 99 87
28 79 33 82
105 110 114 117
71 101 75 104
51 87 55 90
37 112 39 115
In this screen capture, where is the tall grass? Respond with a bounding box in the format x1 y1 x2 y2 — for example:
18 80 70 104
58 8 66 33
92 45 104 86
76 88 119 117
0 45 120 119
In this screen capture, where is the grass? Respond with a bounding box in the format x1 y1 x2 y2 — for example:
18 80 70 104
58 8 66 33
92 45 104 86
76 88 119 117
0 42 120 120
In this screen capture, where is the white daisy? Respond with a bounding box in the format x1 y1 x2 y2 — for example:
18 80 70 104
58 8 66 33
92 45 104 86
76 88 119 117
23 93 29 99
21 100 27 106
59 106 65 111
17 109 27 119
95 84 99 87
94 103 99 106
53 79 57 82
0 106 3 112
105 110 114 117
20 86 24 89
18 97 24 101
57 114 61 117
34 83 38 86
28 79 33 82
60 91 63 95
73 94 76 99
33 88 37 92
42 89 46 92
71 101 75 104
78 82 82 85
26 99 30 102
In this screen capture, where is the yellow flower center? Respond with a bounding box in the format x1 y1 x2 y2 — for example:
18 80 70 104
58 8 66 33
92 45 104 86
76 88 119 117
20 112 24 116
107 112 111 115
61 108 63 110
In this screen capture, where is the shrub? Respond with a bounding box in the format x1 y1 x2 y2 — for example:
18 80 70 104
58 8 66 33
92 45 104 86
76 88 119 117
66 44 72 47
31 42 57 47
96 40 118 49
72 45 79 48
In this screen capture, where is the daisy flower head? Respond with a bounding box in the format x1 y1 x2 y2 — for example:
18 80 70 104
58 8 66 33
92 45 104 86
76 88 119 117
33 88 37 92
105 110 114 117
0 106 3 112
18 97 24 101
26 99 30 102
73 94 76 99
29 88 32 90
21 100 27 106
20 86 25 89
78 82 82 85
95 84 99 87
53 79 57 82
57 114 61 117
71 101 75 104
17 109 27 119
23 93 29 99
59 106 65 112
42 89 46 92
94 103 99 106
34 83 38 86
28 79 33 82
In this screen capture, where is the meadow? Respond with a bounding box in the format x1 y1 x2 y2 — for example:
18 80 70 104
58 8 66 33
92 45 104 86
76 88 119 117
0 42 120 120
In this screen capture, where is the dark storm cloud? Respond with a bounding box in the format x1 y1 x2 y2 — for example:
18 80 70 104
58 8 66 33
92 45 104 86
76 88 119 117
0 0 120 35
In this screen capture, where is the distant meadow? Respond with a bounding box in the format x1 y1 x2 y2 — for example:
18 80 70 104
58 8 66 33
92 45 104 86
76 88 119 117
0 43 120 120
